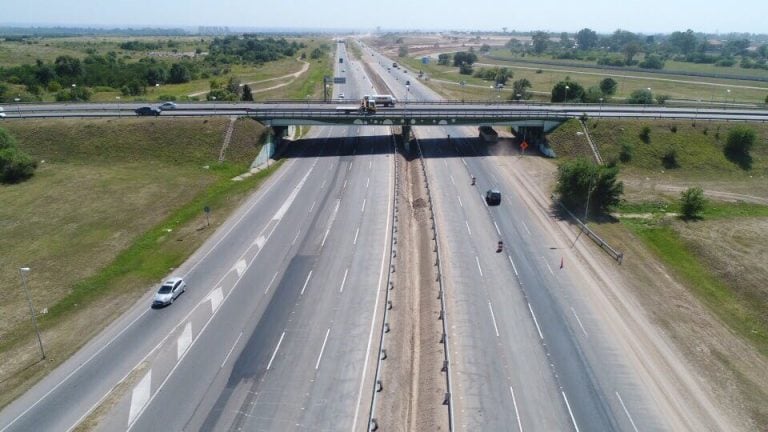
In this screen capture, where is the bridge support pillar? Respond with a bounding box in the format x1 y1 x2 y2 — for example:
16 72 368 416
401 125 412 152
270 126 288 155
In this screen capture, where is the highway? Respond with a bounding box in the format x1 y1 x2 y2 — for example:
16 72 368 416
0 42 394 432
360 42 707 431
0 40 745 432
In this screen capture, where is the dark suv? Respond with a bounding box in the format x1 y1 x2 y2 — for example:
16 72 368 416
135 106 161 116
485 189 501 206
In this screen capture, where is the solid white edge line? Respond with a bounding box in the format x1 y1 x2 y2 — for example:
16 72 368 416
221 331 244 368
300 270 313 296
562 391 580 432
265 272 278 294
508 255 519 276
616 391 640 432
315 328 331 370
571 307 588 337
488 302 500 337
475 255 483 277
351 138 393 432
510 387 524 432
340 268 349 293
266 331 286 370
528 303 544 340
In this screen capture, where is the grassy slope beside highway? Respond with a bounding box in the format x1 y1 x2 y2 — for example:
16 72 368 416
548 118 768 427
0 117 278 408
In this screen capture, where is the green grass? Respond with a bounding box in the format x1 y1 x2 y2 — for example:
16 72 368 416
617 200 768 219
624 220 768 356
549 119 768 181
0 117 271 403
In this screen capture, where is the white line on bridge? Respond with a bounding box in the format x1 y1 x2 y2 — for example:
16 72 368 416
488 302 500 337
266 331 286 370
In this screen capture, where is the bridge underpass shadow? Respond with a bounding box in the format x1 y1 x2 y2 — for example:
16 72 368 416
274 134 395 160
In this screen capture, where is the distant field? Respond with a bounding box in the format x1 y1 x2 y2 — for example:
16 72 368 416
398 53 768 104
0 117 273 407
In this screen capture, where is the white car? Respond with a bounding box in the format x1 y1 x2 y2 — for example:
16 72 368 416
152 277 186 307
0 107 4 119
159 102 177 110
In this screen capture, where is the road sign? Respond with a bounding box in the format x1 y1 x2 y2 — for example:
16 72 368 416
520 141 529 151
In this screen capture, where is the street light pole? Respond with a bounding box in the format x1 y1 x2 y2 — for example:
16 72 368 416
564 85 570 103
19 267 45 360
14 97 22 118
116 96 121 118
599 97 604 118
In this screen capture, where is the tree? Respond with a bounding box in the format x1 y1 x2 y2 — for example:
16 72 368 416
511 78 532 100
680 187 706 220
54 55 83 83
168 63 191 84
555 158 623 216
551 81 585 102
560 32 573 49
668 29 698 55
623 42 641 64
576 28 598 50
437 53 451 65
531 31 549 54
0 128 37 184
628 88 654 104
479 44 491 53
724 126 755 169
639 54 665 69
453 51 477 66
583 86 604 103
398 45 408 58
227 76 241 95
599 78 618 95
309 48 323 59
242 84 253 101
459 63 474 75
655 94 670 105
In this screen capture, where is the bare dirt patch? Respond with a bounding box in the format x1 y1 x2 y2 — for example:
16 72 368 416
375 142 448 431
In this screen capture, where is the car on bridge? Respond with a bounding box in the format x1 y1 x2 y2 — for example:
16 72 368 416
135 106 161 116
152 277 186 307
159 102 177 110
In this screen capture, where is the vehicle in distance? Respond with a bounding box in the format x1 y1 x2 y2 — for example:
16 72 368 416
485 189 501 206
338 93 345 99
152 277 187 307
159 102 177 110
336 96 376 114
479 126 499 143
365 94 397 107
135 106 161 116
339 57 344 63
392 62 398 68
0 106 4 118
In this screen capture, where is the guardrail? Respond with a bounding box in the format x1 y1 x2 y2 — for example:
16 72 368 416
413 132 455 431
367 132 399 432
555 198 624 264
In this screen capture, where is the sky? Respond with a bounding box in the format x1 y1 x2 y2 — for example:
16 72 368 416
2 0 765 34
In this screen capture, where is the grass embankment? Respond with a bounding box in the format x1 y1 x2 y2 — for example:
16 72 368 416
0 117 275 407
548 118 768 354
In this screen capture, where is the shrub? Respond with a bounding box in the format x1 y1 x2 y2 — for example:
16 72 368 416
0 129 37 184
662 147 679 169
670 125 678 133
724 126 755 169
628 88 654 105
639 125 651 143
619 143 634 163
555 158 623 216
680 187 706 220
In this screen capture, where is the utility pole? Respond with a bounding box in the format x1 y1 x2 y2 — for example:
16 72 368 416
19 267 45 360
